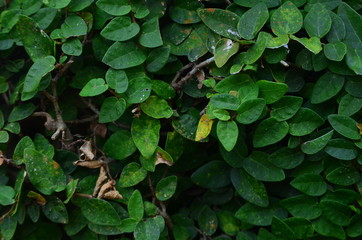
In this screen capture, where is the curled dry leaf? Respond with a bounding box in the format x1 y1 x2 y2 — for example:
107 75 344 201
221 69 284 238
0 150 4 166
357 123 362 135
103 190 123 200
27 191 47 205
74 159 104 168
93 123 107 138
79 140 95 161
97 180 115 198
93 167 108 197
156 152 173 166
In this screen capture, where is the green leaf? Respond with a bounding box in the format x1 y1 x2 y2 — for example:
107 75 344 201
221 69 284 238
0 131 9 143
234 0 280 8
345 42 362 75
280 195 321 220
284 217 313 239
99 97 126 123
23 148 66 195
328 114 361 140
301 130 334 154
61 15 87 38
243 151 285 182
210 94 240 111
345 78 362 98
134 217 163 240
43 0 70 8
191 161 231 189
338 94 362 116
325 138 358 160
0 186 15 206
96 0 131 16
64 209 88 236
288 108 324 137
156 175 178 201
237 3 269 40
64 178 78 204
140 96 173 119
132 115 160 158
168 0 203 24
337 2 362 43
151 79 175 100
253 118 289 148
214 39 239 68
128 190 144 221
256 80 288 104
15 15 54 61
347 214 362 238
240 32 269 65
103 130 137 160
198 206 218 236
42 196 68 224
324 42 347 61
146 47 171 73
172 109 200 141
327 12 345 43
289 35 322 54
139 17 163 48
348 172 362 189
22 56 55 100
102 41 146 69
217 120 238 151
0 215 17 240
270 96 303 121
290 173 327 196
313 217 346 239
230 168 268 207
216 210 239 236
34 133 55 159
126 77 152 104
81 198 121 226
236 98 266 124
197 8 240 40
214 73 255 94
119 162 147 188
13 136 35 165
105 68 128 94
271 217 295 240
268 147 304 169
311 72 344 104
270 1 303 36
101 16 140 42
79 78 108 97
319 200 353 226
235 200 287 226
304 3 332 38
62 38 82 56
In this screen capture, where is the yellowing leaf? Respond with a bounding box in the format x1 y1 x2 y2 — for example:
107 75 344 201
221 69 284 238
195 114 214 141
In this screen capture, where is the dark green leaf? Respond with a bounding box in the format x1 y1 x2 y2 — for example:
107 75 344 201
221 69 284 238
210 94 240 111
126 77 152 104
290 173 327 196
301 130 334 154
338 94 362 116
79 78 108 97
128 190 144 221
319 200 353 226
328 114 361 140
236 98 266 124
270 2 303 36
304 3 332 38
0 186 15 206
288 108 324 137
96 0 131 16
105 68 128 94
191 161 231 189
139 17 163 48
326 166 360 186
81 198 121 226
324 42 347 61
270 96 303 121
311 72 344 104
325 138 358 160
99 97 126 123
269 147 304 169
103 130 137 160
101 16 140 41
256 80 288 104
156 175 178 201
237 3 269 40
280 195 322 220
119 162 147 188
271 217 295 240
313 217 346 239
214 39 239 68
140 96 173 119
42 196 68 224
169 0 203 24
61 15 87 38
253 118 289 148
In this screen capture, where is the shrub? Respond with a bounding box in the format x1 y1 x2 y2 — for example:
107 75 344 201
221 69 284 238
0 0 362 239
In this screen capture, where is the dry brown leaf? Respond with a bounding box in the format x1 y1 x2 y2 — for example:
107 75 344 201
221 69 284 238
0 151 4 166
27 191 47 205
79 140 94 161
74 159 104 168
155 152 173 166
93 124 107 138
357 123 362 135
92 167 108 197
97 180 115 199
103 190 123 200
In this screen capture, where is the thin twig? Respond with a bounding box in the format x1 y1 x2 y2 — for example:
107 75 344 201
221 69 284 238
171 57 214 90
80 97 100 114
66 115 98 124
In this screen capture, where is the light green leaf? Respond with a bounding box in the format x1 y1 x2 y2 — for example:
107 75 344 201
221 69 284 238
253 118 289 148
79 78 108 97
236 98 266 124
257 80 288 104
61 15 87 38
103 130 137 160
119 162 147 188
210 93 240 111
128 190 144 221
64 179 78 204
304 3 332 38
140 96 173 119
105 68 128 93
8 103 36 122
0 186 15 206
216 120 238 151
328 114 361 140
23 148 66 195
231 168 268 207
81 198 121 226
345 42 362 75
240 31 270 64
289 35 322 54
288 108 324 137
156 175 178 201
237 3 269 40
324 42 347 61
197 8 240 40
0 131 9 143
96 0 131 16
214 39 239 68
270 1 303 36
102 41 146 70
101 16 140 42
311 72 344 104
99 97 126 123
62 38 82 56
139 17 163 48
132 115 160 158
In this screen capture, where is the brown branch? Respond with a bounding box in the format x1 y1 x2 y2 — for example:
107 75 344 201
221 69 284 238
80 97 100 115
66 115 98 124
171 57 214 90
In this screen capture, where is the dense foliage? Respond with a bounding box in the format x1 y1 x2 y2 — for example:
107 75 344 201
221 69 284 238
1 0 362 239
